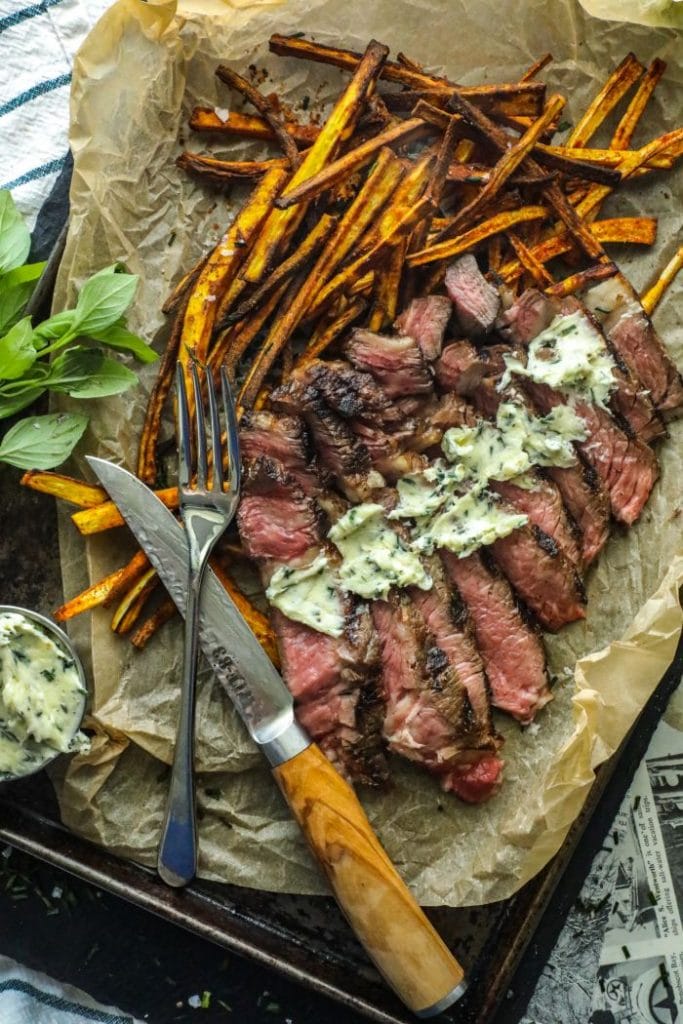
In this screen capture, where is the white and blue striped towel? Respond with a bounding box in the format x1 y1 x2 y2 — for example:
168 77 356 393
0 0 109 227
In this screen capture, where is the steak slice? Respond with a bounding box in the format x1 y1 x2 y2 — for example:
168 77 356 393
497 287 555 343
491 521 586 632
442 550 551 724
586 275 683 420
524 380 659 527
346 329 433 397
445 255 501 337
394 294 452 361
491 476 582 567
237 457 323 562
240 410 320 496
293 359 391 420
546 459 610 565
372 594 503 802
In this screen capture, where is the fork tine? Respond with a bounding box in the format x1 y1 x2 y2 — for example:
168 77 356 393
206 370 224 493
175 363 192 488
190 361 208 489
221 366 241 496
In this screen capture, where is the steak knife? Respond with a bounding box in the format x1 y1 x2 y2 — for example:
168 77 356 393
88 455 467 1017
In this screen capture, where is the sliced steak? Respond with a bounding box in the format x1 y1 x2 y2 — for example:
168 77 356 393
237 457 323 561
586 275 683 420
442 550 551 724
491 476 582 567
524 380 659 527
445 255 501 337
394 294 452 361
346 329 433 398
372 594 503 802
436 341 489 395
546 459 610 565
491 521 586 632
497 287 555 343
240 410 320 496
292 359 391 420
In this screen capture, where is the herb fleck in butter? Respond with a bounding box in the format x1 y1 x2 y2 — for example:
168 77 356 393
266 553 346 638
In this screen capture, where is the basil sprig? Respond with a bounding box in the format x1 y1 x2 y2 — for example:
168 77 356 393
0 189 157 470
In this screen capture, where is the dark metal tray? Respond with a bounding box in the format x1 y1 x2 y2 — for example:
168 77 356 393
1 477 681 1024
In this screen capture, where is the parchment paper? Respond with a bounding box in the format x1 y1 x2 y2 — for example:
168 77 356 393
51 0 683 907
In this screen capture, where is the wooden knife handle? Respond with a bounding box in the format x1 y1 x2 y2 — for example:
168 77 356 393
273 743 466 1016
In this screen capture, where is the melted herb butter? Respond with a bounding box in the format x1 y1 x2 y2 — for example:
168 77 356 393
496 402 587 468
410 487 528 557
328 503 432 600
442 418 529 483
499 310 617 407
266 553 346 638
0 612 89 780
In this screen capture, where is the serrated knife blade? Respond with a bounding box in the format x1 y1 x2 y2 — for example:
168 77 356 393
87 456 309 763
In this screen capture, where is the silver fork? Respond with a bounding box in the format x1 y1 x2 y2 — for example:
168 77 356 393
157 361 240 888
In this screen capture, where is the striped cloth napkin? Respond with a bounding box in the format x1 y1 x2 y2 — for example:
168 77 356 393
0 0 110 227
1 4 143 1021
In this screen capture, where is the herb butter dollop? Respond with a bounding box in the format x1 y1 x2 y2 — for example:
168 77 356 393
0 612 90 780
266 553 346 638
328 503 432 600
499 310 617 407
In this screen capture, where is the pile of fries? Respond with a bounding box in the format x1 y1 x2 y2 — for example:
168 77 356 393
23 36 683 652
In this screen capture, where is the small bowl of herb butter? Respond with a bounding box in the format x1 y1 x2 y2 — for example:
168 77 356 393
0 606 91 783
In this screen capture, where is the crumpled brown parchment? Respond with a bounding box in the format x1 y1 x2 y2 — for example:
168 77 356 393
50 0 683 907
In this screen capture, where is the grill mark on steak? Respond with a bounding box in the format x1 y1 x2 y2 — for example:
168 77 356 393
491 476 582 568
371 594 503 802
586 275 683 420
441 550 551 724
445 255 501 337
394 294 452 361
237 457 325 561
240 409 321 496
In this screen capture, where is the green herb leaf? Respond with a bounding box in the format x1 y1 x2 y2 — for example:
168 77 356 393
0 192 31 274
0 387 46 418
32 309 76 346
0 262 46 333
87 322 158 364
72 265 139 335
0 412 88 470
47 346 138 398
0 318 38 379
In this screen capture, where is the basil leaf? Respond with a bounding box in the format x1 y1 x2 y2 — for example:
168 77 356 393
33 309 76 345
0 411 88 470
0 318 38 380
47 345 138 398
87 322 158 364
0 191 31 274
72 265 138 335
0 387 46 418
0 261 46 332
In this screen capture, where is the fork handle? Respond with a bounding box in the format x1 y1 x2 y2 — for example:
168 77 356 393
273 744 467 1017
157 569 202 887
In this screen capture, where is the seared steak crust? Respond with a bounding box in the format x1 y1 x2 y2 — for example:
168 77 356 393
445 255 501 337
346 329 433 397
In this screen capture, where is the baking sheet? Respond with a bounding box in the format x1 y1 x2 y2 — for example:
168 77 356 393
51 0 683 907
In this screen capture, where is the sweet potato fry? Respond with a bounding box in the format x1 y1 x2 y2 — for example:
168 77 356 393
506 232 554 288
519 53 553 82
545 261 619 297
53 551 150 622
111 568 159 635
177 151 287 186
212 279 290 382
641 245 683 316
274 117 430 210
566 53 644 149
189 107 318 146
72 487 179 535
161 252 211 316
446 163 554 186
21 470 106 508
296 297 367 369
130 597 177 650
269 34 546 115
137 304 184 484
215 64 300 169
368 240 407 330
611 58 666 150
238 40 390 286
535 143 672 171
223 214 338 327
212 561 280 666
440 93 565 241
408 204 547 266
179 163 289 384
